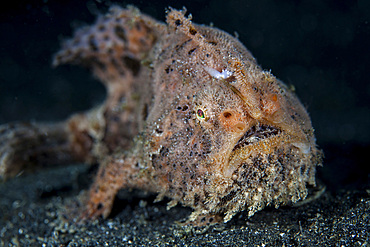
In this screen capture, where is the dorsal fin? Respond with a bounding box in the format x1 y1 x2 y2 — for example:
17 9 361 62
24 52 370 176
53 6 160 83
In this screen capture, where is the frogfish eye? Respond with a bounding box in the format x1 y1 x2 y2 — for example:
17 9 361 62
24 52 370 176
196 109 205 120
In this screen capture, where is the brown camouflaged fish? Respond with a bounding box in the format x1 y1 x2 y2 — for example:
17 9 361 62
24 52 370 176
0 6 322 226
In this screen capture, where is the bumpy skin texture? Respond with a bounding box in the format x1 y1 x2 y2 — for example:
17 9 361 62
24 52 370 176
0 6 322 226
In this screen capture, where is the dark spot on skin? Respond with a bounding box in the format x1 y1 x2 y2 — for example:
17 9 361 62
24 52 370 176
165 66 171 74
92 60 107 71
223 111 232 118
135 22 142 31
291 113 297 120
109 58 125 76
221 190 237 204
97 203 103 210
207 40 217 46
114 25 127 42
175 39 192 52
175 19 181 26
111 58 120 70
122 56 141 76
88 36 98 51
194 194 200 206
160 147 169 157
139 37 149 46
112 115 120 122
189 27 197 35
100 169 105 178
155 128 163 134
98 25 106 31
107 48 114 54
142 103 149 120
151 154 158 163
188 48 197 55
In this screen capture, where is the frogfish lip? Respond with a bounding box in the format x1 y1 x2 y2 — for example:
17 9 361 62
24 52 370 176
222 124 282 178
232 124 281 152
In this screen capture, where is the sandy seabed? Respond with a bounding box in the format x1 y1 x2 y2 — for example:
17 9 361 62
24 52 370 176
0 163 369 246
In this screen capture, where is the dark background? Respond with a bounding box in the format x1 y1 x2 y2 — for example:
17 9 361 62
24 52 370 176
0 0 369 191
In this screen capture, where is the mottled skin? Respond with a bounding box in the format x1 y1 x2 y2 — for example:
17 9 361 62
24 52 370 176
0 6 322 226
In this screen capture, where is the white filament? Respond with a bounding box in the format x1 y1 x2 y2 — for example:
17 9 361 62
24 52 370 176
204 66 233 80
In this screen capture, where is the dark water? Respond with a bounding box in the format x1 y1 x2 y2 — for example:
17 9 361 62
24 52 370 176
0 0 369 200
